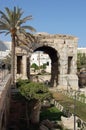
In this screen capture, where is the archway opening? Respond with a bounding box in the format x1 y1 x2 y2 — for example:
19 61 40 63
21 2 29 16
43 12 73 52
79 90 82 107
30 46 59 87
30 51 51 75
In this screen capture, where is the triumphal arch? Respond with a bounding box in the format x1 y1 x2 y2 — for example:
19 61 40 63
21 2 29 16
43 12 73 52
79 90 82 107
15 32 78 90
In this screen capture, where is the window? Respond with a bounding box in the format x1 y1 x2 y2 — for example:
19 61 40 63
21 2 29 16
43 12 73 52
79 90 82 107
47 62 49 66
17 56 22 74
68 56 72 74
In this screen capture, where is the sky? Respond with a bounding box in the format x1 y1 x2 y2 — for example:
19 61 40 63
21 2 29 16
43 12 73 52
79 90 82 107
0 0 86 47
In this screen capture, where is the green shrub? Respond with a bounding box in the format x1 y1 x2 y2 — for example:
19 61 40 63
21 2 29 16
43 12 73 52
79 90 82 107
16 78 30 88
18 81 52 101
40 106 63 121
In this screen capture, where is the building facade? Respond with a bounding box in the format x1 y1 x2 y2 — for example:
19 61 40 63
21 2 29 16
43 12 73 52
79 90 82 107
78 48 86 55
0 41 11 60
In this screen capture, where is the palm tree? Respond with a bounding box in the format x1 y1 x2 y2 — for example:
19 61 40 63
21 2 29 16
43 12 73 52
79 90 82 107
0 7 36 86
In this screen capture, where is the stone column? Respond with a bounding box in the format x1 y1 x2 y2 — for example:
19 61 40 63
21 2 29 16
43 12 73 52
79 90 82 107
27 56 30 80
58 46 68 88
15 55 17 82
50 61 59 87
22 55 27 79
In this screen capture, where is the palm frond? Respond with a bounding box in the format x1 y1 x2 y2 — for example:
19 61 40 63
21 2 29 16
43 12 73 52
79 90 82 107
0 19 10 29
0 10 10 24
16 34 28 46
16 6 23 20
0 15 12 30
16 15 32 27
26 32 36 43
5 7 12 16
13 7 22 26
5 31 10 36
18 27 27 36
0 6 36 39
22 15 32 23
0 25 10 30
18 44 30 51
0 31 7 34
5 7 21 28
5 7 13 24
21 25 36 32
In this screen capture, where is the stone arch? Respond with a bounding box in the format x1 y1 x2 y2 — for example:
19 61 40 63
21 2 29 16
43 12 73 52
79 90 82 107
33 46 60 87
15 32 78 90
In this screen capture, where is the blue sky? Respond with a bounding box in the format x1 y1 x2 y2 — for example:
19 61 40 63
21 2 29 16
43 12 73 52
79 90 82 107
0 0 86 47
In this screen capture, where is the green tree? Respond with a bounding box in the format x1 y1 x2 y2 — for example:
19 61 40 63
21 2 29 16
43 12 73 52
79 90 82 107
0 7 36 85
31 63 39 70
77 53 86 72
43 63 47 70
18 80 52 124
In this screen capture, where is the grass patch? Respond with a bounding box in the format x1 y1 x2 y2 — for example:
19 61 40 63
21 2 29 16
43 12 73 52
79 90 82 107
52 91 86 122
80 94 86 98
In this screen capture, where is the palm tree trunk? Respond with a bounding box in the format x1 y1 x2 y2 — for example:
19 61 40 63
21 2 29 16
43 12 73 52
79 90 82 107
11 35 16 87
30 100 41 124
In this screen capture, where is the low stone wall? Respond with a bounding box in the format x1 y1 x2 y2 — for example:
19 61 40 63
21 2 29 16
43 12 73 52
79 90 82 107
61 90 86 104
0 74 11 130
51 99 86 130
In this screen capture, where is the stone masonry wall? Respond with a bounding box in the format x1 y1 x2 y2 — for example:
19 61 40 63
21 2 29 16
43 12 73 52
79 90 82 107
15 33 78 90
0 74 11 130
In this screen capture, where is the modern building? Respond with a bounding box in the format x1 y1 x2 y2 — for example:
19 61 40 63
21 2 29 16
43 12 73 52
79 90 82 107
77 48 86 55
30 51 51 73
0 41 11 60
